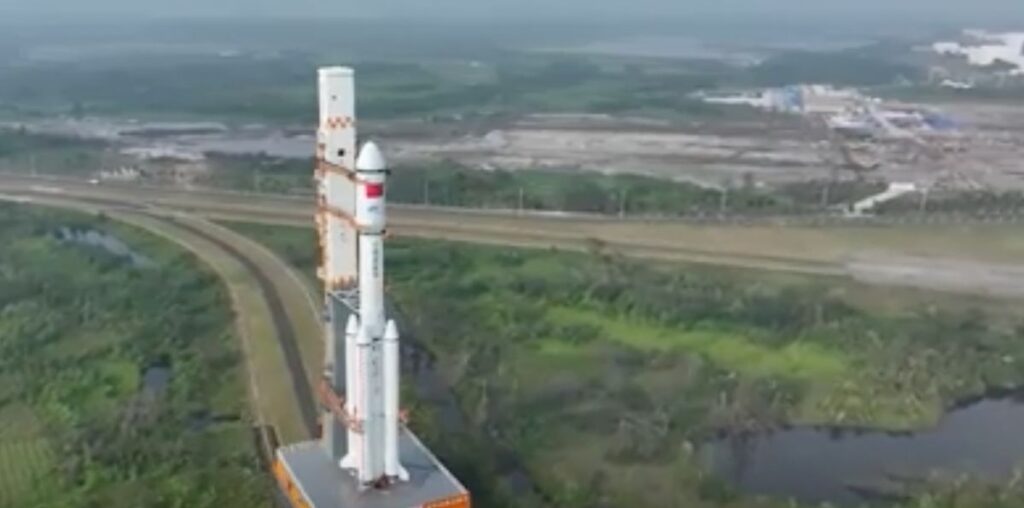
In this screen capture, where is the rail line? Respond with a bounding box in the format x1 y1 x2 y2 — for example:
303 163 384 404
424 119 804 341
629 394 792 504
163 216 320 437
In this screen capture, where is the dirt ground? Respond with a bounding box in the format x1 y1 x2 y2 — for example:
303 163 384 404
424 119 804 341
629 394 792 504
383 103 1024 191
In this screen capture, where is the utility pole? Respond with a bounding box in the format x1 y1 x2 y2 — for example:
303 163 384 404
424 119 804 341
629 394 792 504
719 176 734 216
821 167 837 209
919 187 930 214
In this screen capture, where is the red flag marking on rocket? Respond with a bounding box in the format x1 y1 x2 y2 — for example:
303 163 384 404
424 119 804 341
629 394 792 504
365 183 384 198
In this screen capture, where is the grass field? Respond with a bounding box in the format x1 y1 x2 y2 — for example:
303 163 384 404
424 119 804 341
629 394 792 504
0 438 53 507
548 306 847 381
0 402 51 506
0 403 39 441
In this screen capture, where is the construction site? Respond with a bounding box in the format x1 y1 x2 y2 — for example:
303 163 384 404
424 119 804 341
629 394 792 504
11 90 1024 218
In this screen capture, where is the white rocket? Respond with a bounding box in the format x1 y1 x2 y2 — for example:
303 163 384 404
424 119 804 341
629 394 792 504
339 141 408 485
317 67 407 488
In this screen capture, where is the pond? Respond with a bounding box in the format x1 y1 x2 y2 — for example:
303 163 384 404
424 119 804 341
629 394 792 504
56 227 155 268
187 410 241 432
701 392 1024 505
142 365 172 394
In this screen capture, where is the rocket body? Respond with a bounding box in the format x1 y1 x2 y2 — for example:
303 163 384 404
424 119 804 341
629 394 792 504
351 141 406 484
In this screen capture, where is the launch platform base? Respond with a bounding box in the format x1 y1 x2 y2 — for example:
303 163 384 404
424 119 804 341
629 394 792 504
275 428 469 508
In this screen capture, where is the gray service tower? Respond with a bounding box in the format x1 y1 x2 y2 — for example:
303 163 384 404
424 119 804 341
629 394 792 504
273 67 470 508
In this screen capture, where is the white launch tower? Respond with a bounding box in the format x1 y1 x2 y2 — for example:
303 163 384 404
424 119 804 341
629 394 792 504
273 67 468 508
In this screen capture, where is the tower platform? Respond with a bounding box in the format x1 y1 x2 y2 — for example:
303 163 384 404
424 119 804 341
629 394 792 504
274 428 469 508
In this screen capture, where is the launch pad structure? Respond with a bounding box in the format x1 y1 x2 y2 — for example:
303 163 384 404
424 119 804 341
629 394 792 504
273 67 470 508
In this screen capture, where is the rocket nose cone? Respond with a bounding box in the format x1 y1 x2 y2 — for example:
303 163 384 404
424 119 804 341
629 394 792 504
384 320 400 340
345 314 359 335
318 66 354 78
356 141 387 171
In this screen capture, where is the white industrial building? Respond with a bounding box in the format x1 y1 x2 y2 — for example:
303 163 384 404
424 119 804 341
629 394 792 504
932 30 1024 74
700 85 862 115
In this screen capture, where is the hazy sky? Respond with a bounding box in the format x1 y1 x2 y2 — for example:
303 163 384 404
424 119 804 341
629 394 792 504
1 0 1022 24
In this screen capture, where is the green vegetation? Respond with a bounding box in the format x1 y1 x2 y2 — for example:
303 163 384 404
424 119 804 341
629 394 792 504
0 437 52 506
178 152 312 195
387 161 886 215
194 150 885 216
0 46 917 124
0 129 109 176
0 53 728 123
224 220 1024 508
878 189 1024 216
547 307 847 381
749 50 920 87
0 204 269 507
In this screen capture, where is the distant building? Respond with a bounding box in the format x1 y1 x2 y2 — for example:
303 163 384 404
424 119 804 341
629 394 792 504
940 79 975 90
701 91 775 110
932 30 1024 73
798 85 862 115
699 84 856 115
121 146 205 163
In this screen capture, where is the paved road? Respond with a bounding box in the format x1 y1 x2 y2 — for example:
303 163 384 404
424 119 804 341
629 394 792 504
4 173 1024 300
0 173 856 277
166 217 319 437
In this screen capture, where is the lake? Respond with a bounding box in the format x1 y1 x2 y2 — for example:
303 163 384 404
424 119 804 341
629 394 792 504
702 392 1024 505
56 227 155 268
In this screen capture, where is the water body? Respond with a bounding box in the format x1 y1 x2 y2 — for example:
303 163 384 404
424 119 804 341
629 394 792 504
178 132 313 159
187 410 241 431
702 393 1024 506
56 227 155 268
142 366 172 394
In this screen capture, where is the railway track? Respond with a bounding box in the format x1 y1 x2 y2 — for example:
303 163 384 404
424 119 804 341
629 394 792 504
162 216 319 437
5 174 1024 300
